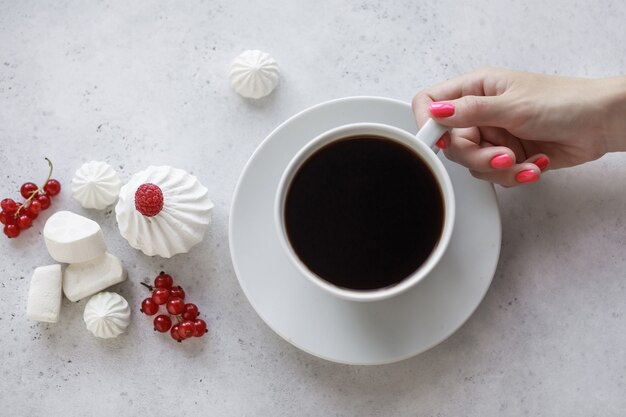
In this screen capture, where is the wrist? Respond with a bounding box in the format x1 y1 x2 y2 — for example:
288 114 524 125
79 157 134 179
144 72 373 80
600 76 626 152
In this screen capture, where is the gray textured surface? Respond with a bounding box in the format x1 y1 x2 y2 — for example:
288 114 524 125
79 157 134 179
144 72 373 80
1 1 625 416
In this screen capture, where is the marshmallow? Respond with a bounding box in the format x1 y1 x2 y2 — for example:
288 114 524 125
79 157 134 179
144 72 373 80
27 264 63 323
63 252 126 302
44 211 107 263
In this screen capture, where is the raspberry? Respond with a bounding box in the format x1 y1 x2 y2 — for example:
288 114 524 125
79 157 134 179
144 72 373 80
134 183 164 217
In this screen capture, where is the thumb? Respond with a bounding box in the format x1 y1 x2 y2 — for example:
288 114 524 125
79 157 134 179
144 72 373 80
429 95 508 128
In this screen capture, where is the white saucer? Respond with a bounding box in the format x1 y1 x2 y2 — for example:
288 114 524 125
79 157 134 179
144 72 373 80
229 97 501 365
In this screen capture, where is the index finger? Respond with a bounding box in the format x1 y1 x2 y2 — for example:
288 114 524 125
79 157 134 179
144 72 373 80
411 68 497 127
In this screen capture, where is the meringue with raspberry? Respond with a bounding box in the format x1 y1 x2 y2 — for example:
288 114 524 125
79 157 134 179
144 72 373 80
115 166 213 258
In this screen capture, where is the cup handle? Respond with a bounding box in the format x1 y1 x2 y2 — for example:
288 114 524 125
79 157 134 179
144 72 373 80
415 118 450 151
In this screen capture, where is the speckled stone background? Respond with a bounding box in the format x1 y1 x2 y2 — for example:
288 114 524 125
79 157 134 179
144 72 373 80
1 1 625 416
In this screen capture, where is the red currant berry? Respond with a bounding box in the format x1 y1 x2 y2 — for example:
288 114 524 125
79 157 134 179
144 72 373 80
4 224 20 238
178 320 196 339
17 215 32 230
166 297 185 315
27 200 42 216
43 179 61 197
193 319 207 337
25 212 38 220
37 194 51 210
24 205 38 220
0 211 15 225
20 182 39 199
170 286 185 300
152 288 170 305
141 297 159 316
1 199 18 214
170 324 184 342
182 303 199 321
154 272 173 289
153 315 173 333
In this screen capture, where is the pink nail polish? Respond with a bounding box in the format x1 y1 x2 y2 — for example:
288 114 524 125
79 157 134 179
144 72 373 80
516 170 539 183
490 154 514 169
429 102 455 118
436 138 447 149
535 156 550 171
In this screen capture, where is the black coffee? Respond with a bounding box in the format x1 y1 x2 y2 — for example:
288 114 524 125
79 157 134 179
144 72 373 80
284 136 444 291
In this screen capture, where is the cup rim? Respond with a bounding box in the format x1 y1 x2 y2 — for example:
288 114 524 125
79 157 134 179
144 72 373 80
275 122 455 302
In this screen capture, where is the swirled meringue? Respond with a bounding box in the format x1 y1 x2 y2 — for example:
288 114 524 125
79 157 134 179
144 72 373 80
71 161 122 209
229 50 280 99
115 166 214 258
83 292 131 338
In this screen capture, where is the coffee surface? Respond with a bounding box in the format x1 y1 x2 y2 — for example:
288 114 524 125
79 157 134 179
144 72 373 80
284 136 444 290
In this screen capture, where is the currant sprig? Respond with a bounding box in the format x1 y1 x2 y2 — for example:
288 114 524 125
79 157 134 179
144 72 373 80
1 157 62 238
139 272 208 342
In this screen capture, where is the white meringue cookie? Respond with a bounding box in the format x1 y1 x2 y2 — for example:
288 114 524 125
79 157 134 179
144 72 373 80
229 50 280 99
83 292 131 339
71 161 122 209
115 166 214 258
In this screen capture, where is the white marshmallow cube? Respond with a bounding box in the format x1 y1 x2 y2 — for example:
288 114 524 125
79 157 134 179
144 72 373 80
44 211 107 263
27 264 63 323
63 252 126 302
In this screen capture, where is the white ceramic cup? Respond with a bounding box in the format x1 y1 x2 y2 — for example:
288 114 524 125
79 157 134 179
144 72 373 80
275 119 455 302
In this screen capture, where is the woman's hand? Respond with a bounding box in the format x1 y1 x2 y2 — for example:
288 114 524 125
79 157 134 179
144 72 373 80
412 68 626 187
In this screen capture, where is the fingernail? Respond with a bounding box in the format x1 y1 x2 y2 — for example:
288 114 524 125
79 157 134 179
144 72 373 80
436 138 447 149
535 156 550 171
490 154 514 169
429 102 455 118
515 170 539 183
